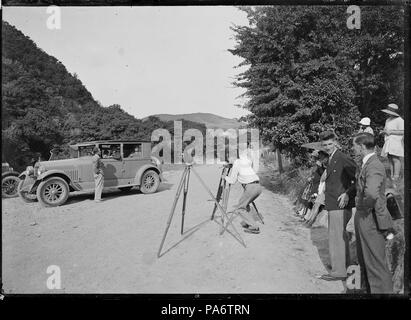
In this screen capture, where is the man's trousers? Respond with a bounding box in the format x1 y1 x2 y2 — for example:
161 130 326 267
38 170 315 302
328 209 352 277
354 209 393 293
94 173 104 201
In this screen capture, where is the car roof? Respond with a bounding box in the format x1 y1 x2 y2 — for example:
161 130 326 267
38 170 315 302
69 140 151 149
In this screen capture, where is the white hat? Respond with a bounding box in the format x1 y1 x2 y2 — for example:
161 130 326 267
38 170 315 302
381 103 400 117
359 117 371 126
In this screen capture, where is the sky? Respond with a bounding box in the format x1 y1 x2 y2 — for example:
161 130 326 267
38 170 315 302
3 6 251 120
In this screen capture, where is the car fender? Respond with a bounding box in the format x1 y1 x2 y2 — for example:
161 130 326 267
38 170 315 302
18 173 37 194
18 170 29 179
134 164 162 185
35 170 80 192
2 171 20 179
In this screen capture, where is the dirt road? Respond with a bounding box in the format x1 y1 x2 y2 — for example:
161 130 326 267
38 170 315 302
2 164 343 293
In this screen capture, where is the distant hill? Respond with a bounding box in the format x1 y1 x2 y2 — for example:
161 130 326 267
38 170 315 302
144 113 246 130
2 21 204 170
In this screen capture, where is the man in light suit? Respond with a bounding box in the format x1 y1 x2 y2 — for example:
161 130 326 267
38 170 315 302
92 146 104 202
352 133 393 293
319 131 357 281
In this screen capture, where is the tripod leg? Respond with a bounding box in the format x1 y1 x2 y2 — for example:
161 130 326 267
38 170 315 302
219 183 231 233
211 167 226 220
191 167 245 246
157 167 188 258
251 202 264 224
181 168 191 234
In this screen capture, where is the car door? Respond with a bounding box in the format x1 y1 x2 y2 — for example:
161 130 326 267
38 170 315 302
100 143 123 187
122 143 147 184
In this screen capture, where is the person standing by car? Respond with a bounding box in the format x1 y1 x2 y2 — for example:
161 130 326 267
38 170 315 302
92 146 104 202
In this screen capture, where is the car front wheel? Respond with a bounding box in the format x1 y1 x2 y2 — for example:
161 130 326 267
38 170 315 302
140 170 160 194
2 175 20 198
37 177 69 207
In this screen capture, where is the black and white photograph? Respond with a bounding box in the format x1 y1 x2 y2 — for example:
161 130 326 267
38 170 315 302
1 0 409 301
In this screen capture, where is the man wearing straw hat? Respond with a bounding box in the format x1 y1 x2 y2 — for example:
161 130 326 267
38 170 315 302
380 103 404 181
358 117 374 135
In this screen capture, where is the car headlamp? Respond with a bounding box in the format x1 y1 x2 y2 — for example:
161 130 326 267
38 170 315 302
37 165 46 175
26 166 34 175
151 156 162 169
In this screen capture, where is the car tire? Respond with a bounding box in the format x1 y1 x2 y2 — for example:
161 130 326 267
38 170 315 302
37 177 69 207
2 175 20 198
18 179 38 203
140 170 160 194
119 186 133 192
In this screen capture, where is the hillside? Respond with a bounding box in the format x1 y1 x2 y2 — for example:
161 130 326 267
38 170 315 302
145 113 246 130
1 21 206 171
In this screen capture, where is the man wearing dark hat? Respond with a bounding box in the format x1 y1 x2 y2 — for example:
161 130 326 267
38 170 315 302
380 103 404 181
92 146 104 202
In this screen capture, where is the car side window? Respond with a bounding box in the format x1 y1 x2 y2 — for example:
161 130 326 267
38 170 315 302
101 144 121 159
79 146 95 157
124 144 143 159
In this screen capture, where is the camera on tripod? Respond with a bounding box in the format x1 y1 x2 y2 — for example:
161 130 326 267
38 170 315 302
223 162 233 169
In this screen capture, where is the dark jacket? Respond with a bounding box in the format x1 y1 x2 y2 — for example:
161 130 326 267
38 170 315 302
356 154 393 230
324 149 357 211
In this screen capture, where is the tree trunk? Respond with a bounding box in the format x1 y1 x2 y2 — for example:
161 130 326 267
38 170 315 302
277 149 283 173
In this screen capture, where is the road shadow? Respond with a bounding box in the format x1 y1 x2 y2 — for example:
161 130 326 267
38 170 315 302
158 216 247 258
310 226 331 272
309 225 358 273
158 218 211 258
64 182 175 206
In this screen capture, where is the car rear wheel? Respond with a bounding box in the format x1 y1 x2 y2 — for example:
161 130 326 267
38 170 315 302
140 170 160 194
2 175 20 198
18 179 37 202
37 177 69 207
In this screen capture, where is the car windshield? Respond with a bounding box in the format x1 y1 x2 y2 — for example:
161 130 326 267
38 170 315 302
49 147 73 160
78 146 95 158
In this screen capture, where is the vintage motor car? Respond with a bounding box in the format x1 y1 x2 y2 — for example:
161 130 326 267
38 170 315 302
2 162 20 198
18 140 163 207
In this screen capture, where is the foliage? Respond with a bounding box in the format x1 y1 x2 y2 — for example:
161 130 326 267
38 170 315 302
230 6 404 164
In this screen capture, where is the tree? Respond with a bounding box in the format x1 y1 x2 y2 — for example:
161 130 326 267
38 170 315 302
230 6 404 164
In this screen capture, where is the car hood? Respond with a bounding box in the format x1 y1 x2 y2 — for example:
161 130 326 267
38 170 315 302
36 157 92 169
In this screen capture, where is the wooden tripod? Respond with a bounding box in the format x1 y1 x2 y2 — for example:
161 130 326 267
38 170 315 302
157 163 246 258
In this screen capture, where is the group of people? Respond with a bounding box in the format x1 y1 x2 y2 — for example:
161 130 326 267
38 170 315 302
295 103 404 293
358 103 404 181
